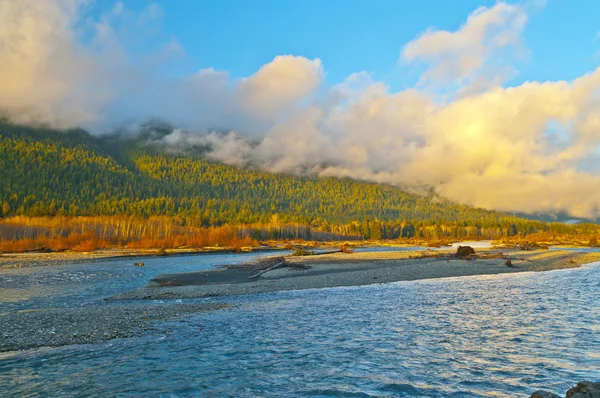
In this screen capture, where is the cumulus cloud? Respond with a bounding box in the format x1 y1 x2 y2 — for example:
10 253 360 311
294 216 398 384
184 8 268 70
2 0 600 218
238 55 323 118
211 68 600 218
0 0 101 127
401 1 527 90
0 0 321 132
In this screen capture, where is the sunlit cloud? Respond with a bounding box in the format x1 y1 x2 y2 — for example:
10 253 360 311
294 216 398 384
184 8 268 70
238 55 324 119
401 2 527 91
1 0 600 218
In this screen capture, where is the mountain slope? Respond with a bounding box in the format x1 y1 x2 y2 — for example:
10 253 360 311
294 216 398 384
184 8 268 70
0 122 559 238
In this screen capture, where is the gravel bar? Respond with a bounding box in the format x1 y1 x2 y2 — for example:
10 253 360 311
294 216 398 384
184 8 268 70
0 302 228 352
109 250 600 301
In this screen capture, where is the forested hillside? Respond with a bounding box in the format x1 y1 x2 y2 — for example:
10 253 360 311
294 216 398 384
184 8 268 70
0 121 593 240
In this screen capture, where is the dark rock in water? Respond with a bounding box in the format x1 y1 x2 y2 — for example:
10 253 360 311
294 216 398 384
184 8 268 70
566 381 600 398
530 391 561 398
504 259 513 267
530 381 600 398
455 246 475 258
133 262 145 267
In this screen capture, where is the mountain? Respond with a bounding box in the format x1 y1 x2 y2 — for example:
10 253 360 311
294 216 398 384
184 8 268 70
0 121 582 239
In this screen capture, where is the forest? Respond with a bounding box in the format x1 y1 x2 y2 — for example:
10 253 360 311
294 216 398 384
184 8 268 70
1 121 599 252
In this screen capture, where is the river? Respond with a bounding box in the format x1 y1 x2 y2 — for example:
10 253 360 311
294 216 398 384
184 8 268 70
1 247 599 397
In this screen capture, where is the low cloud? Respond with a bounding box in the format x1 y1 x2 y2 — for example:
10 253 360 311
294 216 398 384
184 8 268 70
1 1 600 218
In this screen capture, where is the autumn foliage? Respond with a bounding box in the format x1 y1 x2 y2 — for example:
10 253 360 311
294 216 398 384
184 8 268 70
0 216 258 253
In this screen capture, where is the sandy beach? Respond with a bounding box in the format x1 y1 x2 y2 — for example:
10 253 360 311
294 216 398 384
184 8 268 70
108 248 600 300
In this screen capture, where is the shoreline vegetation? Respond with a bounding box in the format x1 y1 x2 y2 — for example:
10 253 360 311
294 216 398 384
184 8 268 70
0 215 599 262
2 235 599 270
1 234 600 270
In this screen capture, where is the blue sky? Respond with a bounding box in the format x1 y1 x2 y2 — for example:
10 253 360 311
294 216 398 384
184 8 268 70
94 0 599 90
2 0 600 216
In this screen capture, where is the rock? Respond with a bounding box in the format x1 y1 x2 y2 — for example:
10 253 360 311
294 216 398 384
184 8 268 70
566 381 600 398
456 246 475 258
530 382 600 398
504 259 513 267
520 242 540 251
530 391 561 398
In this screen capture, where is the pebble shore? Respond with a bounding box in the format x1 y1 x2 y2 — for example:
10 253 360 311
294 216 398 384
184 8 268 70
0 302 228 352
109 249 600 300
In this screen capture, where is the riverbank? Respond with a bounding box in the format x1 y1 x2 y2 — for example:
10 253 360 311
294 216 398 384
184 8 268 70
0 246 281 269
0 302 229 352
109 248 600 300
4 246 600 352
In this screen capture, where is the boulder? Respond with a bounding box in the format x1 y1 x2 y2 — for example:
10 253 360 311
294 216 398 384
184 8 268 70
504 259 513 267
530 391 561 398
530 382 600 398
566 381 600 398
455 245 475 258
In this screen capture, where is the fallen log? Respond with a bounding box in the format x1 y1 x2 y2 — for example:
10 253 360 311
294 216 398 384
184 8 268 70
248 260 288 279
248 257 311 279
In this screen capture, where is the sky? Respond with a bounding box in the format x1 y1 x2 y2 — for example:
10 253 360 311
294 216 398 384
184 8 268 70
155 0 599 88
1 0 600 218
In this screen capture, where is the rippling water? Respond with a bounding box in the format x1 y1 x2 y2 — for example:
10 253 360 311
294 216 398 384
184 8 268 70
0 251 289 311
1 249 600 397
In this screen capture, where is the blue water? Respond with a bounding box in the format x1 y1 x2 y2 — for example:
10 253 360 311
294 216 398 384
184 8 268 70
1 248 600 397
0 251 291 312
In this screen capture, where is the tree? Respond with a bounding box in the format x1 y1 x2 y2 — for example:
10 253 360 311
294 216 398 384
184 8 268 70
1 202 9 217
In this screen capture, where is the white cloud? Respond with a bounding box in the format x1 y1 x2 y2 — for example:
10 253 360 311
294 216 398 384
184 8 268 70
238 55 324 118
401 2 527 90
212 67 600 218
0 0 97 127
2 0 600 218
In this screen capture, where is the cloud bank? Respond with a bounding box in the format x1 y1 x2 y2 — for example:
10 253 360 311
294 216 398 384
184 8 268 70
1 0 600 218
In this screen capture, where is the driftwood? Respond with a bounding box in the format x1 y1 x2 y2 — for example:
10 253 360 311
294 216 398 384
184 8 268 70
248 259 287 279
291 248 345 256
248 256 311 279
311 249 342 256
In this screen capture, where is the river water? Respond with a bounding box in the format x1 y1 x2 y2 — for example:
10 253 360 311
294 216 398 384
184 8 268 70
1 248 600 397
